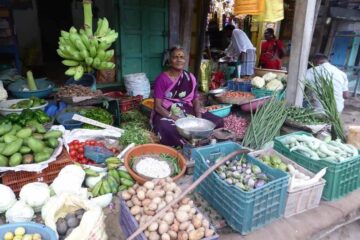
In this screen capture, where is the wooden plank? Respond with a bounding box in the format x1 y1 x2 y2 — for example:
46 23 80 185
179 0 195 69
169 0 180 46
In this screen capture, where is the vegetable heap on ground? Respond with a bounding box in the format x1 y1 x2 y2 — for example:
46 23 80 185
223 114 248 139
122 178 216 240
251 72 286 91
57 1 118 80
256 152 326 190
79 107 113 129
0 124 62 167
286 106 327 125
280 134 358 162
1 109 51 127
10 96 46 109
242 97 287 150
304 68 345 141
119 110 154 146
216 157 269 191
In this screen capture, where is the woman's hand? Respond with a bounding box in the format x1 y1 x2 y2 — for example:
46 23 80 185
171 115 179 121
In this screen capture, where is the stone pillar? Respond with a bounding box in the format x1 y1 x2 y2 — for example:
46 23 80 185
286 0 321 106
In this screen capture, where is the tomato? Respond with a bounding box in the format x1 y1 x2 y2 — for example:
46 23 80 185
89 140 96 146
70 150 77 158
97 142 105 147
77 147 84 154
73 140 80 144
80 142 85 147
78 153 85 160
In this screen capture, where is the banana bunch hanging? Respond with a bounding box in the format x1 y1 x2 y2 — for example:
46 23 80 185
57 18 118 80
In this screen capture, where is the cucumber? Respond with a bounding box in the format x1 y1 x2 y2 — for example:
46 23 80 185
19 146 31 154
9 153 22 167
43 130 63 139
2 139 23 156
46 138 59 148
34 151 51 163
27 137 45 153
16 128 32 139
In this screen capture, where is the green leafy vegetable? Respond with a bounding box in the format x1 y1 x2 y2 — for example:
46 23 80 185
80 107 113 129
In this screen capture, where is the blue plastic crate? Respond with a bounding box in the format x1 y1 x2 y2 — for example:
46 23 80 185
227 80 252 92
0 222 57 240
192 141 289 235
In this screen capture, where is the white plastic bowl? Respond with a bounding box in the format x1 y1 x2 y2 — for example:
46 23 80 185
0 99 48 116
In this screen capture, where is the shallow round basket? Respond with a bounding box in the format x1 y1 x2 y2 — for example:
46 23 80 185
0 99 48 116
239 96 271 112
124 144 187 185
0 222 57 240
8 78 54 99
208 104 232 118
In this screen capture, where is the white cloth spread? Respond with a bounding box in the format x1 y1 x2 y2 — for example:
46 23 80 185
225 29 255 59
306 62 349 113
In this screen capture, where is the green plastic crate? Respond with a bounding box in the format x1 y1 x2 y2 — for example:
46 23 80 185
251 88 285 99
192 141 289 235
274 132 360 201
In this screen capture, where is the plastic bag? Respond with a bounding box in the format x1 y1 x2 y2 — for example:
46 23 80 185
124 73 150 98
347 126 360 148
43 194 107 240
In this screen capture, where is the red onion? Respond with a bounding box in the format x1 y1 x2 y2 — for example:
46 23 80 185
224 114 248 138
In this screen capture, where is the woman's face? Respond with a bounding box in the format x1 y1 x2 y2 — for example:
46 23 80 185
169 49 186 70
264 32 273 41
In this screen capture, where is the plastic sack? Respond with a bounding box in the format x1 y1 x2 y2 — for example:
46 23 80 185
200 60 211 93
347 126 360 148
253 0 284 22
234 0 265 16
124 73 150 98
43 194 107 240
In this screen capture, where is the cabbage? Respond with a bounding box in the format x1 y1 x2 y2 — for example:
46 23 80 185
0 184 16 213
6 200 34 223
266 79 284 91
20 182 50 212
251 76 265 88
263 72 277 82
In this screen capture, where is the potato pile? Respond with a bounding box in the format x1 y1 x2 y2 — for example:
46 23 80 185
122 178 215 240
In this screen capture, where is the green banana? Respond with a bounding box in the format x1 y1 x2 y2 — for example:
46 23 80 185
105 157 121 165
84 168 99 177
91 180 103 197
104 50 114 61
79 49 90 59
75 39 86 52
65 67 77 76
69 26 77 34
74 65 84 80
101 178 112 194
98 62 115 70
97 18 109 37
107 163 120 170
118 185 127 192
79 31 91 49
94 18 103 36
92 57 101 68
85 57 94 66
62 60 79 67
97 41 112 51
118 170 133 181
107 176 119 194
96 50 106 61
61 30 70 38
109 169 121 184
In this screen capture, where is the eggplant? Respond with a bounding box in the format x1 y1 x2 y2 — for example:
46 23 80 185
255 179 266 188
252 165 262 174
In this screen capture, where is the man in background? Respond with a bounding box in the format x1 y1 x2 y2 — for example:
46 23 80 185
305 53 349 113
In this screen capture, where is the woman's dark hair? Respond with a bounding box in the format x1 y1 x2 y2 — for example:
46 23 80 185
169 45 184 56
224 24 235 32
265 28 275 38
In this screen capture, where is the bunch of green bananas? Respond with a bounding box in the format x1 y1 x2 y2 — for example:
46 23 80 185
85 156 135 197
90 169 135 197
57 18 118 80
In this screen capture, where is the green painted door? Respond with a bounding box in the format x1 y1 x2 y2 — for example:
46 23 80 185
116 0 168 83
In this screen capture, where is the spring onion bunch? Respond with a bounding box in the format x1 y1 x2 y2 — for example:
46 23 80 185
304 68 345 141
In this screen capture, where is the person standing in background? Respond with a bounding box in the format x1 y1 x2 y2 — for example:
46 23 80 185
224 25 256 76
305 54 349 113
259 28 286 70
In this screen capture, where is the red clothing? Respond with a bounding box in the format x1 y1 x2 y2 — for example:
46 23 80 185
259 39 284 70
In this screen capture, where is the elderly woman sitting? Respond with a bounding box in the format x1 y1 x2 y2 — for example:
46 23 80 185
151 46 224 147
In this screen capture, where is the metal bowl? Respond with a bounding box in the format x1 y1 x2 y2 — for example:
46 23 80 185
208 87 227 95
175 117 216 140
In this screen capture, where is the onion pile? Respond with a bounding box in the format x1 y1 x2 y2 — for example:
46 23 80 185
224 114 248 138
122 178 215 240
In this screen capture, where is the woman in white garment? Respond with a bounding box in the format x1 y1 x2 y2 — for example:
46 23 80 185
224 26 256 77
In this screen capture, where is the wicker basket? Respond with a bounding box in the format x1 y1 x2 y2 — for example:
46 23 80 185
249 148 326 218
215 93 254 105
0 150 72 195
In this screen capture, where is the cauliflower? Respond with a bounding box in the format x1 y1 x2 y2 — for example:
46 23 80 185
251 76 265 89
263 72 277 82
266 79 284 91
